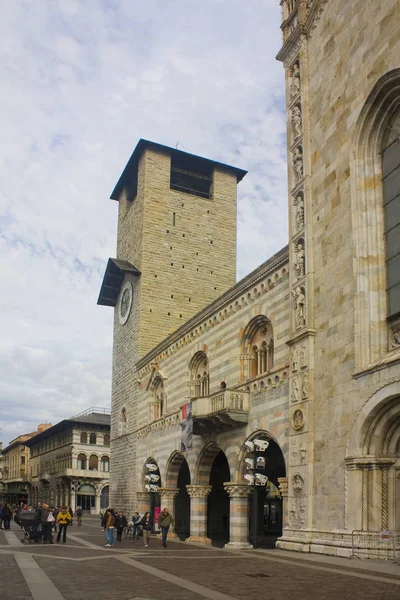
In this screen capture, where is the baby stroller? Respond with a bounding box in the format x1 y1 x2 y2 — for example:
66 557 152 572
15 510 43 544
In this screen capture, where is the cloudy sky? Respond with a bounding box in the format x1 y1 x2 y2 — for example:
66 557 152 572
0 0 287 446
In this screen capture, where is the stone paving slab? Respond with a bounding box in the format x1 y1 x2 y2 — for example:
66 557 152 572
2 554 32 600
35 556 206 600
136 556 400 600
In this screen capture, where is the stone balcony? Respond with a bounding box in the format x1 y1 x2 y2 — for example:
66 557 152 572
191 389 250 433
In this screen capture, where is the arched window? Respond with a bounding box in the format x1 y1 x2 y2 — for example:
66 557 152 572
104 433 110 446
77 453 87 470
189 352 209 398
382 110 400 327
80 432 87 444
89 433 97 445
153 377 165 420
353 69 400 367
89 455 98 470
241 316 274 381
101 456 110 472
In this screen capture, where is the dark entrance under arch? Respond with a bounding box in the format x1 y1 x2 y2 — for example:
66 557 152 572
248 438 285 548
175 460 190 540
207 450 230 546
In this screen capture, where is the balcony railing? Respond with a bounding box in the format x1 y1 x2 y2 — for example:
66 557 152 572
191 389 250 432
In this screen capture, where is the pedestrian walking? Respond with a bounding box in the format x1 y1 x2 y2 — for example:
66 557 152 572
104 508 115 547
115 511 127 541
56 507 72 543
76 506 83 526
139 512 152 547
1 504 12 530
38 503 54 544
132 512 141 539
158 507 174 548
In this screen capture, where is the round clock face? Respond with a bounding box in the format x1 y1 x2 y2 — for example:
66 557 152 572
119 281 133 325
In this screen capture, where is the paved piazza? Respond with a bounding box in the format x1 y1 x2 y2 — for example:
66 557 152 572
1 517 400 600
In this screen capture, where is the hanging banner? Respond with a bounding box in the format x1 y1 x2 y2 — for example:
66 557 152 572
181 402 193 451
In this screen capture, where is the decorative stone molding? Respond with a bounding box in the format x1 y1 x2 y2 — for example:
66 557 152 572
292 408 305 431
293 473 304 494
137 411 181 439
224 483 252 498
136 491 151 501
186 485 211 498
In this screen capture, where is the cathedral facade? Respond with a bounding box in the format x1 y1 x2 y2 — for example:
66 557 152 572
99 0 400 554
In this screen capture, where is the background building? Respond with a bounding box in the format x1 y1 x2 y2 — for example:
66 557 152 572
25 408 111 512
99 0 400 554
2 425 51 505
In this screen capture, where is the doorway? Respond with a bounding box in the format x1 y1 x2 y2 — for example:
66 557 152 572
207 450 230 546
175 460 190 539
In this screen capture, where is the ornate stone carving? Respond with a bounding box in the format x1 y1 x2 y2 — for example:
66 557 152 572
294 192 305 230
293 473 304 493
224 483 252 497
137 411 181 438
158 488 179 501
292 286 306 329
291 104 302 139
294 240 305 278
278 477 288 497
186 485 212 498
292 146 304 184
291 375 301 403
292 408 305 431
300 344 307 367
290 61 301 98
390 321 400 348
302 371 309 399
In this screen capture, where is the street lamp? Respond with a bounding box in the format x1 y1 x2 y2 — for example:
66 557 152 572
244 439 270 549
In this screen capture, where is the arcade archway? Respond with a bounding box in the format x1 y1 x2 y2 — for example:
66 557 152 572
239 433 286 548
207 451 230 545
165 452 191 539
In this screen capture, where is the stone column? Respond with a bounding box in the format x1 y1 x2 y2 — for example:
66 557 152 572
136 491 151 516
278 477 289 529
224 483 252 549
186 485 212 545
158 488 179 538
95 489 101 515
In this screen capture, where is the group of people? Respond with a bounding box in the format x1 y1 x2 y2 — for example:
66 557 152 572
101 507 174 548
2 501 84 544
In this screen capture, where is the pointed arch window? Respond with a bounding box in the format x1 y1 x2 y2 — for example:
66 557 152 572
189 352 209 398
153 377 166 420
241 316 274 381
119 408 127 436
383 110 400 323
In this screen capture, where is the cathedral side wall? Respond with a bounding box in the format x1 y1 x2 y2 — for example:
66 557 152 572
306 0 400 529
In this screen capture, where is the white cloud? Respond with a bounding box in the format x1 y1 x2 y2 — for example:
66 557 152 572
0 0 287 445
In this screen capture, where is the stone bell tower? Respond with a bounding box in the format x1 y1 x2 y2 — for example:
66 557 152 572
98 139 246 509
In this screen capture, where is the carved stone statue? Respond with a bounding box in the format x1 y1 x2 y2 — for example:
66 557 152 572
302 372 309 399
300 344 307 367
290 62 301 98
292 146 304 183
292 286 306 329
296 194 305 229
291 375 300 403
291 105 302 138
294 241 305 278
291 346 299 371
